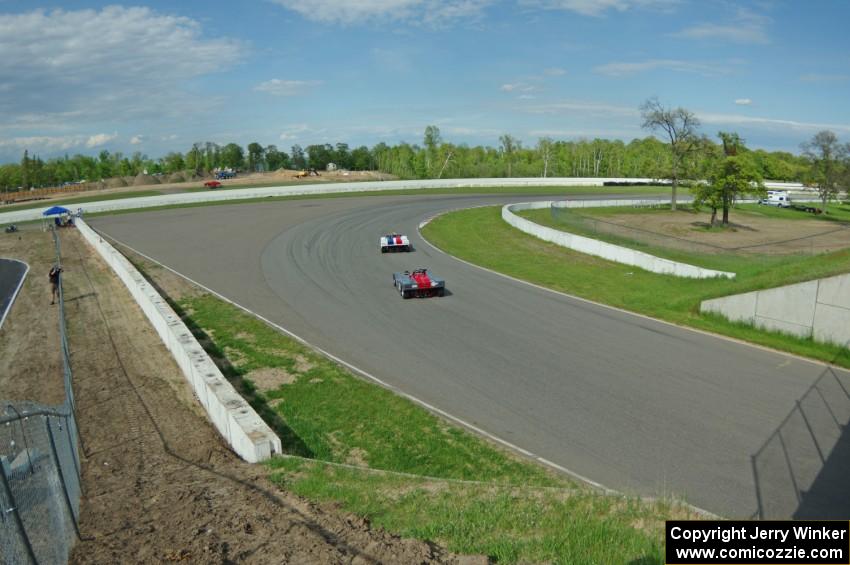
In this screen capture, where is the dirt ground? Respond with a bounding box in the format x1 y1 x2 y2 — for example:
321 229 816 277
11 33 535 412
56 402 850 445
0 227 65 404
594 208 850 254
2 227 469 564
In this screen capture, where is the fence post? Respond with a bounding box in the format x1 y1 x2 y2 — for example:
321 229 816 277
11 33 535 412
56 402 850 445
0 458 38 564
45 416 81 538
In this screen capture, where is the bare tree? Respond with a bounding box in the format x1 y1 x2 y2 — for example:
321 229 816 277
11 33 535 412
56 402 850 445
640 97 702 210
802 130 843 210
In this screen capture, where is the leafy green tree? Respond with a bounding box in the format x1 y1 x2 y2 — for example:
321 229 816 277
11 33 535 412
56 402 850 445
162 152 185 174
186 143 204 174
264 145 290 170
802 130 844 210
350 146 372 170
306 144 334 170
695 132 764 226
290 145 307 170
247 142 265 172
499 134 519 177
220 143 244 170
334 143 352 169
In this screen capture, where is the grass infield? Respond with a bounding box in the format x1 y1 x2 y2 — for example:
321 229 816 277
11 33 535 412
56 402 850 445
421 206 850 369
166 292 695 564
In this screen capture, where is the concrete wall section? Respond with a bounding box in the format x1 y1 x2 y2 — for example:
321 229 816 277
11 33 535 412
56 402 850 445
503 202 735 279
701 273 850 348
74 219 281 462
0 177 674 225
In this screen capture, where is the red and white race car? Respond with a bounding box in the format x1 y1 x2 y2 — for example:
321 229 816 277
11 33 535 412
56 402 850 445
380 233 411 253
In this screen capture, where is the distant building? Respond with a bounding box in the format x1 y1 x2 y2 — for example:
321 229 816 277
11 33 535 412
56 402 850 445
326 162 337 172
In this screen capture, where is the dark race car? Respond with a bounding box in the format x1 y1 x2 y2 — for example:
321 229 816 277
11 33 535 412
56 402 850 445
380 233 411 253
392 268 445 298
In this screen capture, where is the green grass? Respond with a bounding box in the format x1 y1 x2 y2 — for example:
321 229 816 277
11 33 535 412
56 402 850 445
1 189 163 212
422 206 850 368
166 292 689 564
735 202 850 223
269 458 669 565
181 294 558 483
81 184 670 219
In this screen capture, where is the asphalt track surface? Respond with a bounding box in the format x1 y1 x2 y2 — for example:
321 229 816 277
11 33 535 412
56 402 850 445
0 258 28 329
90 193 850 518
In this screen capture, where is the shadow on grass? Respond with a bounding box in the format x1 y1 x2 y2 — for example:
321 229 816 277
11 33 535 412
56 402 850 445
131 258 314 459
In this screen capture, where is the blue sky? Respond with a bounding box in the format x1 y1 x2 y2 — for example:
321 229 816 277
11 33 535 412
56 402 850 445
1 0 848 162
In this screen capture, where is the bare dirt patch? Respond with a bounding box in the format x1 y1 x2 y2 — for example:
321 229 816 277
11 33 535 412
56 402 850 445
245 367 297 392
4 230 466 564
594 209 850 254
0 227 64 404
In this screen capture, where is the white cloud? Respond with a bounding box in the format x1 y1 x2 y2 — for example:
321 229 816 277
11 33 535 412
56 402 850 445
500 82 537 92
255 79 322 96
799 73 850 83
0 133 118 152
594 59 733 77
130 135 144 145
86 133 118 148
269 0 493 25
697 112 850 134
672 8 770 44
524 100 639 117
544 67 567 76
734 98 752 106
519 0 678 17
279 124 312 140
0 7 244 135
161 134 179 141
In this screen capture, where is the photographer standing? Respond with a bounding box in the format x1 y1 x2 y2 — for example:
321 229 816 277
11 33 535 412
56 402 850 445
49 265 62 305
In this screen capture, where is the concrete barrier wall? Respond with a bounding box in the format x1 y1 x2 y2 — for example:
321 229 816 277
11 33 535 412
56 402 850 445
0 177 672 225
701 273 850 347
75 219 282 462
503 201 735 279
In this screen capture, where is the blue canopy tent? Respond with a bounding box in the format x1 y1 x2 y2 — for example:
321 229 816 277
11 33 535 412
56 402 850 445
43 206 71 217
42 206 73 230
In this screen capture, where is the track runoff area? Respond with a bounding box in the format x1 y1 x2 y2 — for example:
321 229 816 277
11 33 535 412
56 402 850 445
87 191 850 559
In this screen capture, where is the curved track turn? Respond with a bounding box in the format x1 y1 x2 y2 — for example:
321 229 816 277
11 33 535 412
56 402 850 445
90 193 850 518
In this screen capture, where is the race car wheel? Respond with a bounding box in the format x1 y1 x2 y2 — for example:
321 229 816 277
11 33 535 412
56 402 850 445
438 288 445 297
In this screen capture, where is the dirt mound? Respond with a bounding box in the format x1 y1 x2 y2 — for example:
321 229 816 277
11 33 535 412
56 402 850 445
105 177 127 188
168 172 186 183
133 173 160 186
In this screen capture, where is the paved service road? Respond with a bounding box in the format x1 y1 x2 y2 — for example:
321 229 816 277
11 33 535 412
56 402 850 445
91 193 850 518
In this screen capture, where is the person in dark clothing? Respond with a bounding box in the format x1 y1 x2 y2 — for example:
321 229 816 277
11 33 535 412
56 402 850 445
49 265 62 305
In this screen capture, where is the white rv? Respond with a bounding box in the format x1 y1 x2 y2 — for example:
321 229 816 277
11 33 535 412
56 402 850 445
759 190 792 208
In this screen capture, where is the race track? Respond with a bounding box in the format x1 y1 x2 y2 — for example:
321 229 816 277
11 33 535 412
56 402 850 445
90 193 850 518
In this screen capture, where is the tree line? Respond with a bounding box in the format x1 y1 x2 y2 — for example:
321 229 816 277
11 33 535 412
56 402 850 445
2 119 848 196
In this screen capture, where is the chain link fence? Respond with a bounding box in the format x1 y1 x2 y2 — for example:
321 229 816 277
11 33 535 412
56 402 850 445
751 353 850 520
1 228 81 564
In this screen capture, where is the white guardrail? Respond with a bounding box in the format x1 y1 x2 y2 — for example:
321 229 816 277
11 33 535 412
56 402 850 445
503 201 737 279
0 177 669 224
75 219 282 462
